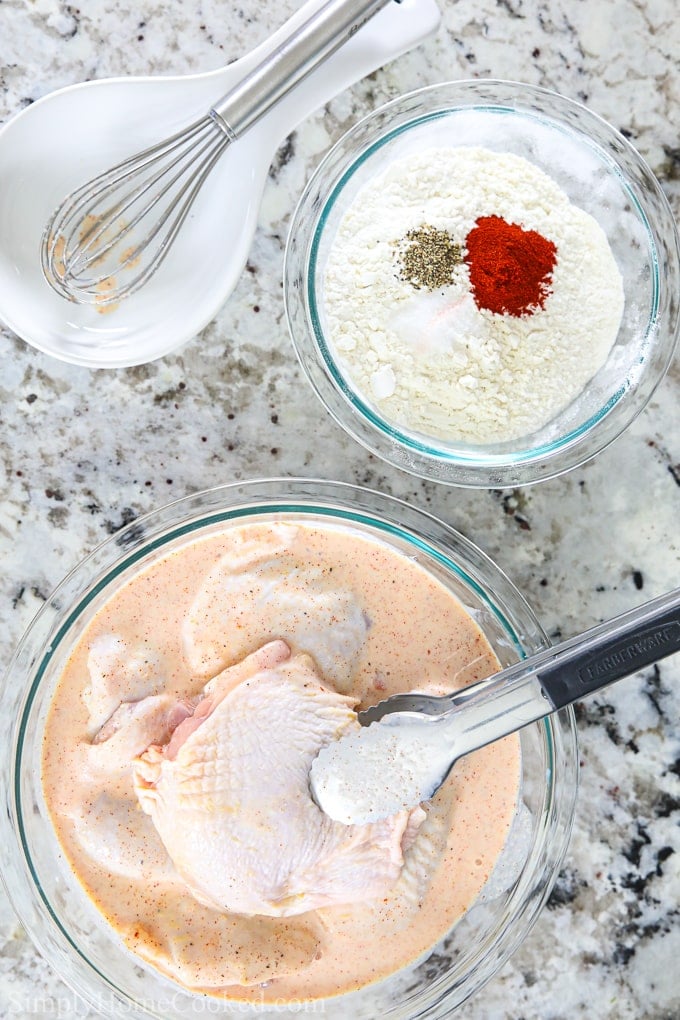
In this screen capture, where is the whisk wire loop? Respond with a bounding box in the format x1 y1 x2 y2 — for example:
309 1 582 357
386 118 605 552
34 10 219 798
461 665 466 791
42 115 230 305
97 130 230 299
67 125 228 287
62 119 215 262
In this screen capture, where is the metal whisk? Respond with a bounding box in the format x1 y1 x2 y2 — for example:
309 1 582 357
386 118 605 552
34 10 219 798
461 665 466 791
42 116 231 305
41 0 393 307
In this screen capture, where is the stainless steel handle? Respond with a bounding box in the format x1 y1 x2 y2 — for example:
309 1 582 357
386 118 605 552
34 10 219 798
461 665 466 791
439 587 680 759
436 667 549 760
211 0 393 138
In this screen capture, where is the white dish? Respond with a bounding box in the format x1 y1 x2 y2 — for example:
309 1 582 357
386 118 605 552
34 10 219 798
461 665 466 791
0 0 439 368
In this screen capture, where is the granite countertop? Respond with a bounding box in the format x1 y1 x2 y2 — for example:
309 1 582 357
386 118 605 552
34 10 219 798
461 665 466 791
0 0 678 1017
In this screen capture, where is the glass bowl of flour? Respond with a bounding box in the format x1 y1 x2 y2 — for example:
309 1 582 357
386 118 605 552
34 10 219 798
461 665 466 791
0 480 578 1017
284 80 680 487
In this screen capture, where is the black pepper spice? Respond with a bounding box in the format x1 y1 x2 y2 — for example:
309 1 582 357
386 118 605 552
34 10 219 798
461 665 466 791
394 224 462 290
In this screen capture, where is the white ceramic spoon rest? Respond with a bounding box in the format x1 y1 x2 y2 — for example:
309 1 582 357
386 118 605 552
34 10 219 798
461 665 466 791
0 0 440 368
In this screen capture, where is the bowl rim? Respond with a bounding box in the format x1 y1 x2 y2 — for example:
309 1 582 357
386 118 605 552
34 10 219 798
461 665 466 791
284 78 680 488
0 478 579 1017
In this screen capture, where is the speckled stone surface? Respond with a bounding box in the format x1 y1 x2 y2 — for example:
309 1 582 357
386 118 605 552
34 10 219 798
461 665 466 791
0 1 679 1017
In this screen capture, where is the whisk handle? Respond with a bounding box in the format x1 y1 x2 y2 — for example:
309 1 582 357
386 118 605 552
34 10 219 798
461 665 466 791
211 0 394 137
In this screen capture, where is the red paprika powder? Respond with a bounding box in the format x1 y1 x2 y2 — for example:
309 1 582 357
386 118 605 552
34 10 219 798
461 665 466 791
464 215 557 317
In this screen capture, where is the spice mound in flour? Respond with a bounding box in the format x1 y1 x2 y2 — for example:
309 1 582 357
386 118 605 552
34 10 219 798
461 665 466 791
321 146 625 445
464 215 557 317
395 225 462 290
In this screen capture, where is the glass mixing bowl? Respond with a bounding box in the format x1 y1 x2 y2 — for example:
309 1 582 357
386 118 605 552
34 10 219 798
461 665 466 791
284 80 680 487
0 479 578 1017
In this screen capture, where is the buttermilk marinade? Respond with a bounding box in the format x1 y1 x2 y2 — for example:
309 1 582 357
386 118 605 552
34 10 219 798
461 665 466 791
42 521 520 1001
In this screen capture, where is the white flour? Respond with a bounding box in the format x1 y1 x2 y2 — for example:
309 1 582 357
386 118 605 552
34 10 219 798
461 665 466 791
322 147 625 444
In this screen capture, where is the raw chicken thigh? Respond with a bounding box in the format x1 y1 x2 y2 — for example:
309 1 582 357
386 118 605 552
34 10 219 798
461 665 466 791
65 791 177 882
83 633 162 734
86 694 193 777
134 641 423 917
182 524 368 689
